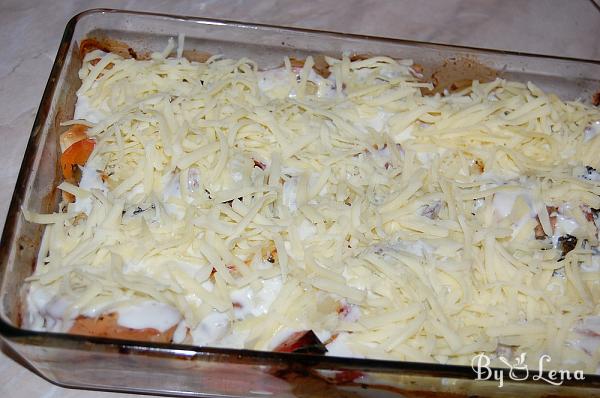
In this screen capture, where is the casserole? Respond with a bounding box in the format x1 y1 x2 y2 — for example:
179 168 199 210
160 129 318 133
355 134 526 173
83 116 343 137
1 8 600 397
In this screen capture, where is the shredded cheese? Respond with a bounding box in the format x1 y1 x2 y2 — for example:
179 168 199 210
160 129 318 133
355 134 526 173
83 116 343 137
23 39 600 371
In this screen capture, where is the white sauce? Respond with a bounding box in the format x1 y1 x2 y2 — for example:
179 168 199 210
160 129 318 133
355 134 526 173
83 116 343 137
473 198 485 212
492 190 520 219
282 177 298 211
162 172 181 200
258 67 338 100
230 277 282 319
161 172 189 219
73 94 108 124
187 168 201 193
80 297 128 319
491 187 536 227
326 332 361 358
581 255 600 272
394 126 414 142
584 121 600 142
415 148 447 167
267 327 297 350
339 301 361 322
190 311 230 346
24 286 75 333
554 215 579 236
365 110 392 132
257 68 293 99
71 156 109 215
307 69 337 98
584 167 600 182
78 156 107 192
228 155 248 184
297 219 317 241
215 330 250 349
551 210 579 247
315 329 332 344
231 172 243 183
116 301 181 332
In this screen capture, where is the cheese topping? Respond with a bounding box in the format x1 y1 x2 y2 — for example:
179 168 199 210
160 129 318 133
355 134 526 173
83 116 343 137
23 40 600 371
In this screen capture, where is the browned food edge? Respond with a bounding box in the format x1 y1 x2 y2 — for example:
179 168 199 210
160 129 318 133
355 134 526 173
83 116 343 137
69 312 175 343
79 38 506 95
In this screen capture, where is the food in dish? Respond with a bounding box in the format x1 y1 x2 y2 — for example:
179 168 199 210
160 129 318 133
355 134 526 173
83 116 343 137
23 37 600 371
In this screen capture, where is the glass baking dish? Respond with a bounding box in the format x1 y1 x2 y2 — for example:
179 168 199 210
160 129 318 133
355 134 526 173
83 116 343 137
1 8 600 397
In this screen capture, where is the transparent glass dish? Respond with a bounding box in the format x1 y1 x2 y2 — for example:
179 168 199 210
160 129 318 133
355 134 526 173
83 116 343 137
1 8 599 397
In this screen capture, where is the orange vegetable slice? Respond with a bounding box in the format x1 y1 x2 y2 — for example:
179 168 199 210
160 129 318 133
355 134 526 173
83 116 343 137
60 138 95 182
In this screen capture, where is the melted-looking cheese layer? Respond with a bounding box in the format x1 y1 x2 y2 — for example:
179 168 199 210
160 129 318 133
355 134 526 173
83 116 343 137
23 40 600 371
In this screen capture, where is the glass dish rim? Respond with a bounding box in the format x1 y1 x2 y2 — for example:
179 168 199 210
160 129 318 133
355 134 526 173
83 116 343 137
1 7 600 388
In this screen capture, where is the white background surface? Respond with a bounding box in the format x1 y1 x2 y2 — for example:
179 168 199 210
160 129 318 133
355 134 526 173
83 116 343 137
1 1 599 397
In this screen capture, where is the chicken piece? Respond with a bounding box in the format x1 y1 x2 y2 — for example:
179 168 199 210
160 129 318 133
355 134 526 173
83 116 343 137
534 221 546 240
349 54 371 62
410 63 424 75
79 38 110 57
288 55 331 78
79 38 142 60
69 312 175 343
181 50 212 63
423 57 497 95
313 55 331 79
593 91 600 107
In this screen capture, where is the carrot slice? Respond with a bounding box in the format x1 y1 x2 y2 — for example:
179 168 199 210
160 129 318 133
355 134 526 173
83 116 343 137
60 138 95 181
